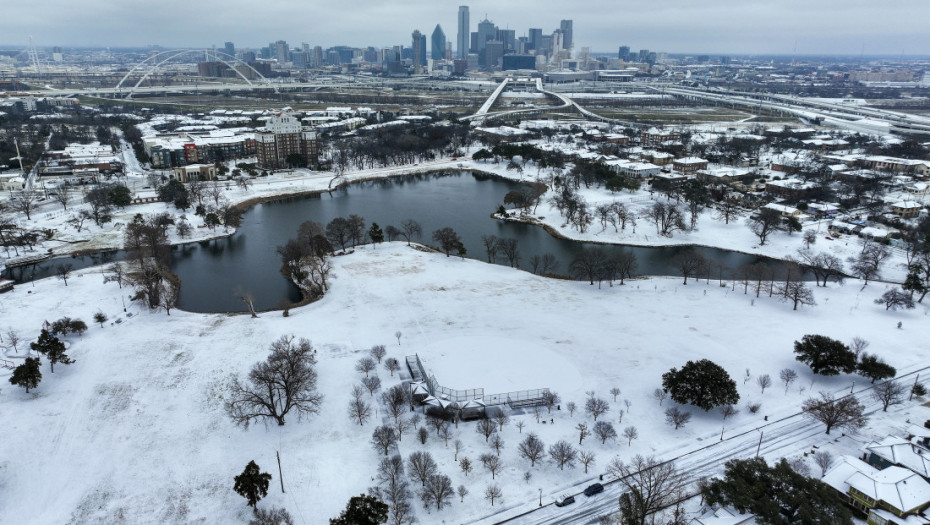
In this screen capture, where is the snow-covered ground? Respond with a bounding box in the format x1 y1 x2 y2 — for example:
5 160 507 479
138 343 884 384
1 243 927 524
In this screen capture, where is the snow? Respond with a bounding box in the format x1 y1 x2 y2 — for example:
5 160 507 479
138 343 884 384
1 242 929 524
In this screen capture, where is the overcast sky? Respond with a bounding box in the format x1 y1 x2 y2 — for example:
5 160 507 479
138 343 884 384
4 0 929 56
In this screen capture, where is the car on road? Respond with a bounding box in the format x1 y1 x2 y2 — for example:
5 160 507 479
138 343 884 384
583 483 604 496
554 494 575 507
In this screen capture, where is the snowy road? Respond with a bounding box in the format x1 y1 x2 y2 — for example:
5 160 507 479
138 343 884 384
471 368 929 525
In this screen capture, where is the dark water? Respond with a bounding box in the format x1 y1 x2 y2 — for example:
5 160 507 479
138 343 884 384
6 171 786 313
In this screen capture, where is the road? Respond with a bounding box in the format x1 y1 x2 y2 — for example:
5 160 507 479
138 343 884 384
466 367 929 525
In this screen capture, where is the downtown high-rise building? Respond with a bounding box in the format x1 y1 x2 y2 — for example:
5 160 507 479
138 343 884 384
431 24 446 60
457 6 469 59
528 28 543 52
412 30 425 72
223 42 235 59
560 19 573 51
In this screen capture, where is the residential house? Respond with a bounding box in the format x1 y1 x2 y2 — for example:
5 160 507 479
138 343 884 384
891 201 924 220
865 436 930 480
765 178 818 199
823 456 930 524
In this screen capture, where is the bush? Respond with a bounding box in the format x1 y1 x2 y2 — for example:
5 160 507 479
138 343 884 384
913 384 927 398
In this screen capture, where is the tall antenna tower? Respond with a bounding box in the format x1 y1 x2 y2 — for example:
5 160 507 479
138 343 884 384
28 36 42 75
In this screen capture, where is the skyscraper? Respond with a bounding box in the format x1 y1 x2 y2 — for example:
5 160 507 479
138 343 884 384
275 40 289 63
618 45 631 61
412 30 424 73
528 28 543 52
560 20 573 51
457 6 469 59
431 24 446 60
224 42 235 59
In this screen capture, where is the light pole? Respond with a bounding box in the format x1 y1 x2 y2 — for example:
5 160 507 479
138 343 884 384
538 488 542 507
755 428 764 458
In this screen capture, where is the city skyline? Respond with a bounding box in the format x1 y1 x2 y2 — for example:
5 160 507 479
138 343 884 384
2 0 929 56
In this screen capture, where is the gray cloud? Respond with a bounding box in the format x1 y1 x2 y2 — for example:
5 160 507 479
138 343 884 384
3 0 928 55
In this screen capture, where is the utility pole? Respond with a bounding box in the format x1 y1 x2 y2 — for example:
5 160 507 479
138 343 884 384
910 374 920 401
755 429 763 458
276 451 285 493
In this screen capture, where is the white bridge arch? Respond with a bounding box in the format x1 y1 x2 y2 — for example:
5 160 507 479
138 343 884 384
115 49 276 99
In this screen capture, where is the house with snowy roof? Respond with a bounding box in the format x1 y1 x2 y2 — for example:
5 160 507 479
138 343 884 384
891 201 924 220
822 455 930 524
866 436 930 480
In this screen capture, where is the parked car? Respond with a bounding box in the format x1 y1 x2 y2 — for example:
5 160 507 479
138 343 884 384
583 483 604 496
554 494 575 507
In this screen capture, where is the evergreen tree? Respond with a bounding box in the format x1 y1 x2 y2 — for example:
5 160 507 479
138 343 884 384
661 359 739 411
368 223 384 245
857 354 896 383
30 329 73 373
234 460 272 509
703 457 852 524
9 357 42 393
330 494 388 525
793 334 856 376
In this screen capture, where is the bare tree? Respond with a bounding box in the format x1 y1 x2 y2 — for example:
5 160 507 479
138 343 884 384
515 420 525 433
623 425 638 446
610 387 621 402
457 484 468 503
225 335 322 427
460 457 473 476
417 427 428 444
395 331 402 345
643 202 687 237
542 390 560 414
356 357 376 377
757 374 772 394
484 484 503 506
54 189 72 210
850 337 869 359
10 191 39 220
518 433 546 467
498 238 520 268
421 474 453 510
382 385 406 422
348 396 372 425
454 439 463 461
494 411 510 432
594 421 617 444
55 263 73 286
670 249 706 285
394 416 410 442
476 419 497 442
779 368 798 394
438 422 453 446
803 229 817 249
490 434 504 456
372 426 397 455
566 401 577 417
370 344 387 363
6 329 21 353
814 451 834 477
399 219 422 246
781 280 816 310
802 392 867 434
384 357 400 376
362 376 381 396
653 388 668 406
481 234 499 262
479 453 503 479
427 414 446 436
585 396 610 421
849 241 891 284
719 404 738 440
408 451 438 486
576 422 590 445
665 407 692 430
607 455 686 525
872 381 907 412
579 450 596 474
548 440 577 471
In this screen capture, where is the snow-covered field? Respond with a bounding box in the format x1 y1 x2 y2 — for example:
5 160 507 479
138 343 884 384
1 243 927 524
